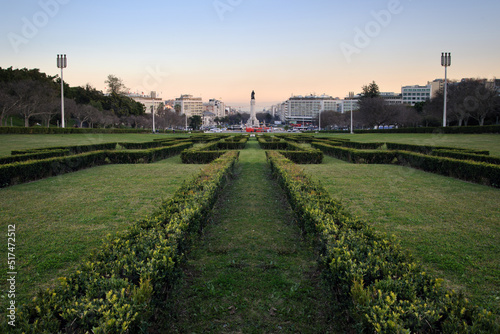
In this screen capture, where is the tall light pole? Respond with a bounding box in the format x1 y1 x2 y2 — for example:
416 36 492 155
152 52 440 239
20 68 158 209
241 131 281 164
151 103 156 133
441 52 451 127
57 54 67 128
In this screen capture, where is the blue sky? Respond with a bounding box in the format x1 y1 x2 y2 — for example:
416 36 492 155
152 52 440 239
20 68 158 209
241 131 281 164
1 0 499 110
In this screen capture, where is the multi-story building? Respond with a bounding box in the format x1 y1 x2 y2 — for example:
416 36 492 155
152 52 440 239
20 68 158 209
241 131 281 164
380 92 403 105
128 91 163 113
401 85 432 105
204 99 226 118
286 94 342 124
174 94 203 117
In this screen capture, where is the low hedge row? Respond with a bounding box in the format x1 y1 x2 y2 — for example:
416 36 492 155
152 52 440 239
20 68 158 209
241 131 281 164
341 141 385 150
386 142 489 155
0 143 193 188
0 126 152 134
257 136 288 150
108 143 193 164
277 149 323 164
313 142 500 187
312 142 396 164
266 151 498 333
0 149 70 165
12 143 118 155
9 151 239 333
118 142 163 149
432 149 500 165
397 151 500 188
181 136 247 163
355 125 500 134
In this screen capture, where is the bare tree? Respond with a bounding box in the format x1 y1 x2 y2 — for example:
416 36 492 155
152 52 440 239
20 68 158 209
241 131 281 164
13 80 57 127
0 82 19 126
358 97 399 128
71 103 97 127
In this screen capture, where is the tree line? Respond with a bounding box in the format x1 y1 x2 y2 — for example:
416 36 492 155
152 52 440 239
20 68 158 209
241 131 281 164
0 67 161 128
320 80 500 130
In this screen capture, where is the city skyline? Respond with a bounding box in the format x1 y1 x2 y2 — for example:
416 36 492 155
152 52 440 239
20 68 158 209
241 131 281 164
1 0 499 110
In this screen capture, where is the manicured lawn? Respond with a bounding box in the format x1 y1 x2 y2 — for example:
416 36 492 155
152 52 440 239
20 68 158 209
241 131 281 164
303 156 500 313
0 155 202 305
0 133 189 157
317 133 500 157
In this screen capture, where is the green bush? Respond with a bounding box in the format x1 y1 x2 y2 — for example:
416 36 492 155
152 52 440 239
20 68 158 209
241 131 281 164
0 126 151 134
386 142 489 155
432 149 500 165
266 150 498 333
0 149 70 165
118 142 163 149
12 143 118 155
396 151 500 188
9 151 239 333
312 142 397 164
277 149 323 164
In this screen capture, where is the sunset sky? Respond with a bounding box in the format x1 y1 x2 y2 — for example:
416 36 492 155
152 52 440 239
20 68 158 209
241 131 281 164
1 0 499 110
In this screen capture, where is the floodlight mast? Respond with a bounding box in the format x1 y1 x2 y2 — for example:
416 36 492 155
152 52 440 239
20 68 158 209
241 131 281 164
57 54 67 128
441 52 451 127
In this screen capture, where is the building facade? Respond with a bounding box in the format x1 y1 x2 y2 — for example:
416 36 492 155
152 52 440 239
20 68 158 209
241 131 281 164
174 94 203 117
401 85 432 105
128 91 163 113
286 94 341 123
204 99 226 118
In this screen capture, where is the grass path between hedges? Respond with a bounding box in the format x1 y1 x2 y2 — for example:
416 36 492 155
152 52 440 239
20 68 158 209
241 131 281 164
167 139 339 333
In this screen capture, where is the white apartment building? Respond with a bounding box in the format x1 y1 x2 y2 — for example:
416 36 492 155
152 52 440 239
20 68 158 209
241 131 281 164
204 99 226 118
174 94 203 117
402 85 432 105
286 94 342 123
128 91 163 113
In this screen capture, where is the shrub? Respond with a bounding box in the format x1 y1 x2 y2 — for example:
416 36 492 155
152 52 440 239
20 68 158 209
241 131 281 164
12 143 118 155
0 149 70 165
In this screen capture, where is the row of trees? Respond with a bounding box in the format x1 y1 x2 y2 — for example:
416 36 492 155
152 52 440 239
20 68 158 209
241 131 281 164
319 80 499 130
0 68 146 128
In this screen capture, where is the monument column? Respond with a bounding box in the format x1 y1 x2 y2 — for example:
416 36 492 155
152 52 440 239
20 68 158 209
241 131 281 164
247 90 259 127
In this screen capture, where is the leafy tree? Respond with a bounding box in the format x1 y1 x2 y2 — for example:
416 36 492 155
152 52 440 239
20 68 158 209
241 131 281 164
105 74 127 95
189 115 202 130
361 81 380 99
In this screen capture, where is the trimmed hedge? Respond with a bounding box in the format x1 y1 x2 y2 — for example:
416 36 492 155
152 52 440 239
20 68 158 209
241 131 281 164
9 151 239 333
0 126 152 134
396 151 500 188
313 142 500 187
386 142 489 155
312 142 397 164
12 143 118 155
257 136 288 150
266 151 498 333
0 143 193 188
118 142 163 149
432 149 500 165
277 149 323 164
0 149 70 165
181 137 247 163
341 141 384 150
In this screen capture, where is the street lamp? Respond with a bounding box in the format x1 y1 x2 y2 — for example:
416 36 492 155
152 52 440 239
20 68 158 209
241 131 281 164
151 103 156 133
57 54 67 128
441 52 451 127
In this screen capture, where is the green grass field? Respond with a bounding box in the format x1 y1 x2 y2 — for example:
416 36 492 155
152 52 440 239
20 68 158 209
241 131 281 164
0 154 202 306
303 154 500 313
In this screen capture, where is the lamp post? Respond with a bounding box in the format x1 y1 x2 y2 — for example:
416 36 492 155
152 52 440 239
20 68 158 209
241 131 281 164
151 103 156 133
441 52 451 127
57 54 67 128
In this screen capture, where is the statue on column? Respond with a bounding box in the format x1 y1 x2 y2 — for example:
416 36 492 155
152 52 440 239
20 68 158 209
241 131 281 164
251 90 255 100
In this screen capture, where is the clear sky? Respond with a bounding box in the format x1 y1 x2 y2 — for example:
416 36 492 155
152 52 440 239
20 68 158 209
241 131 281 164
1 0 499 110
